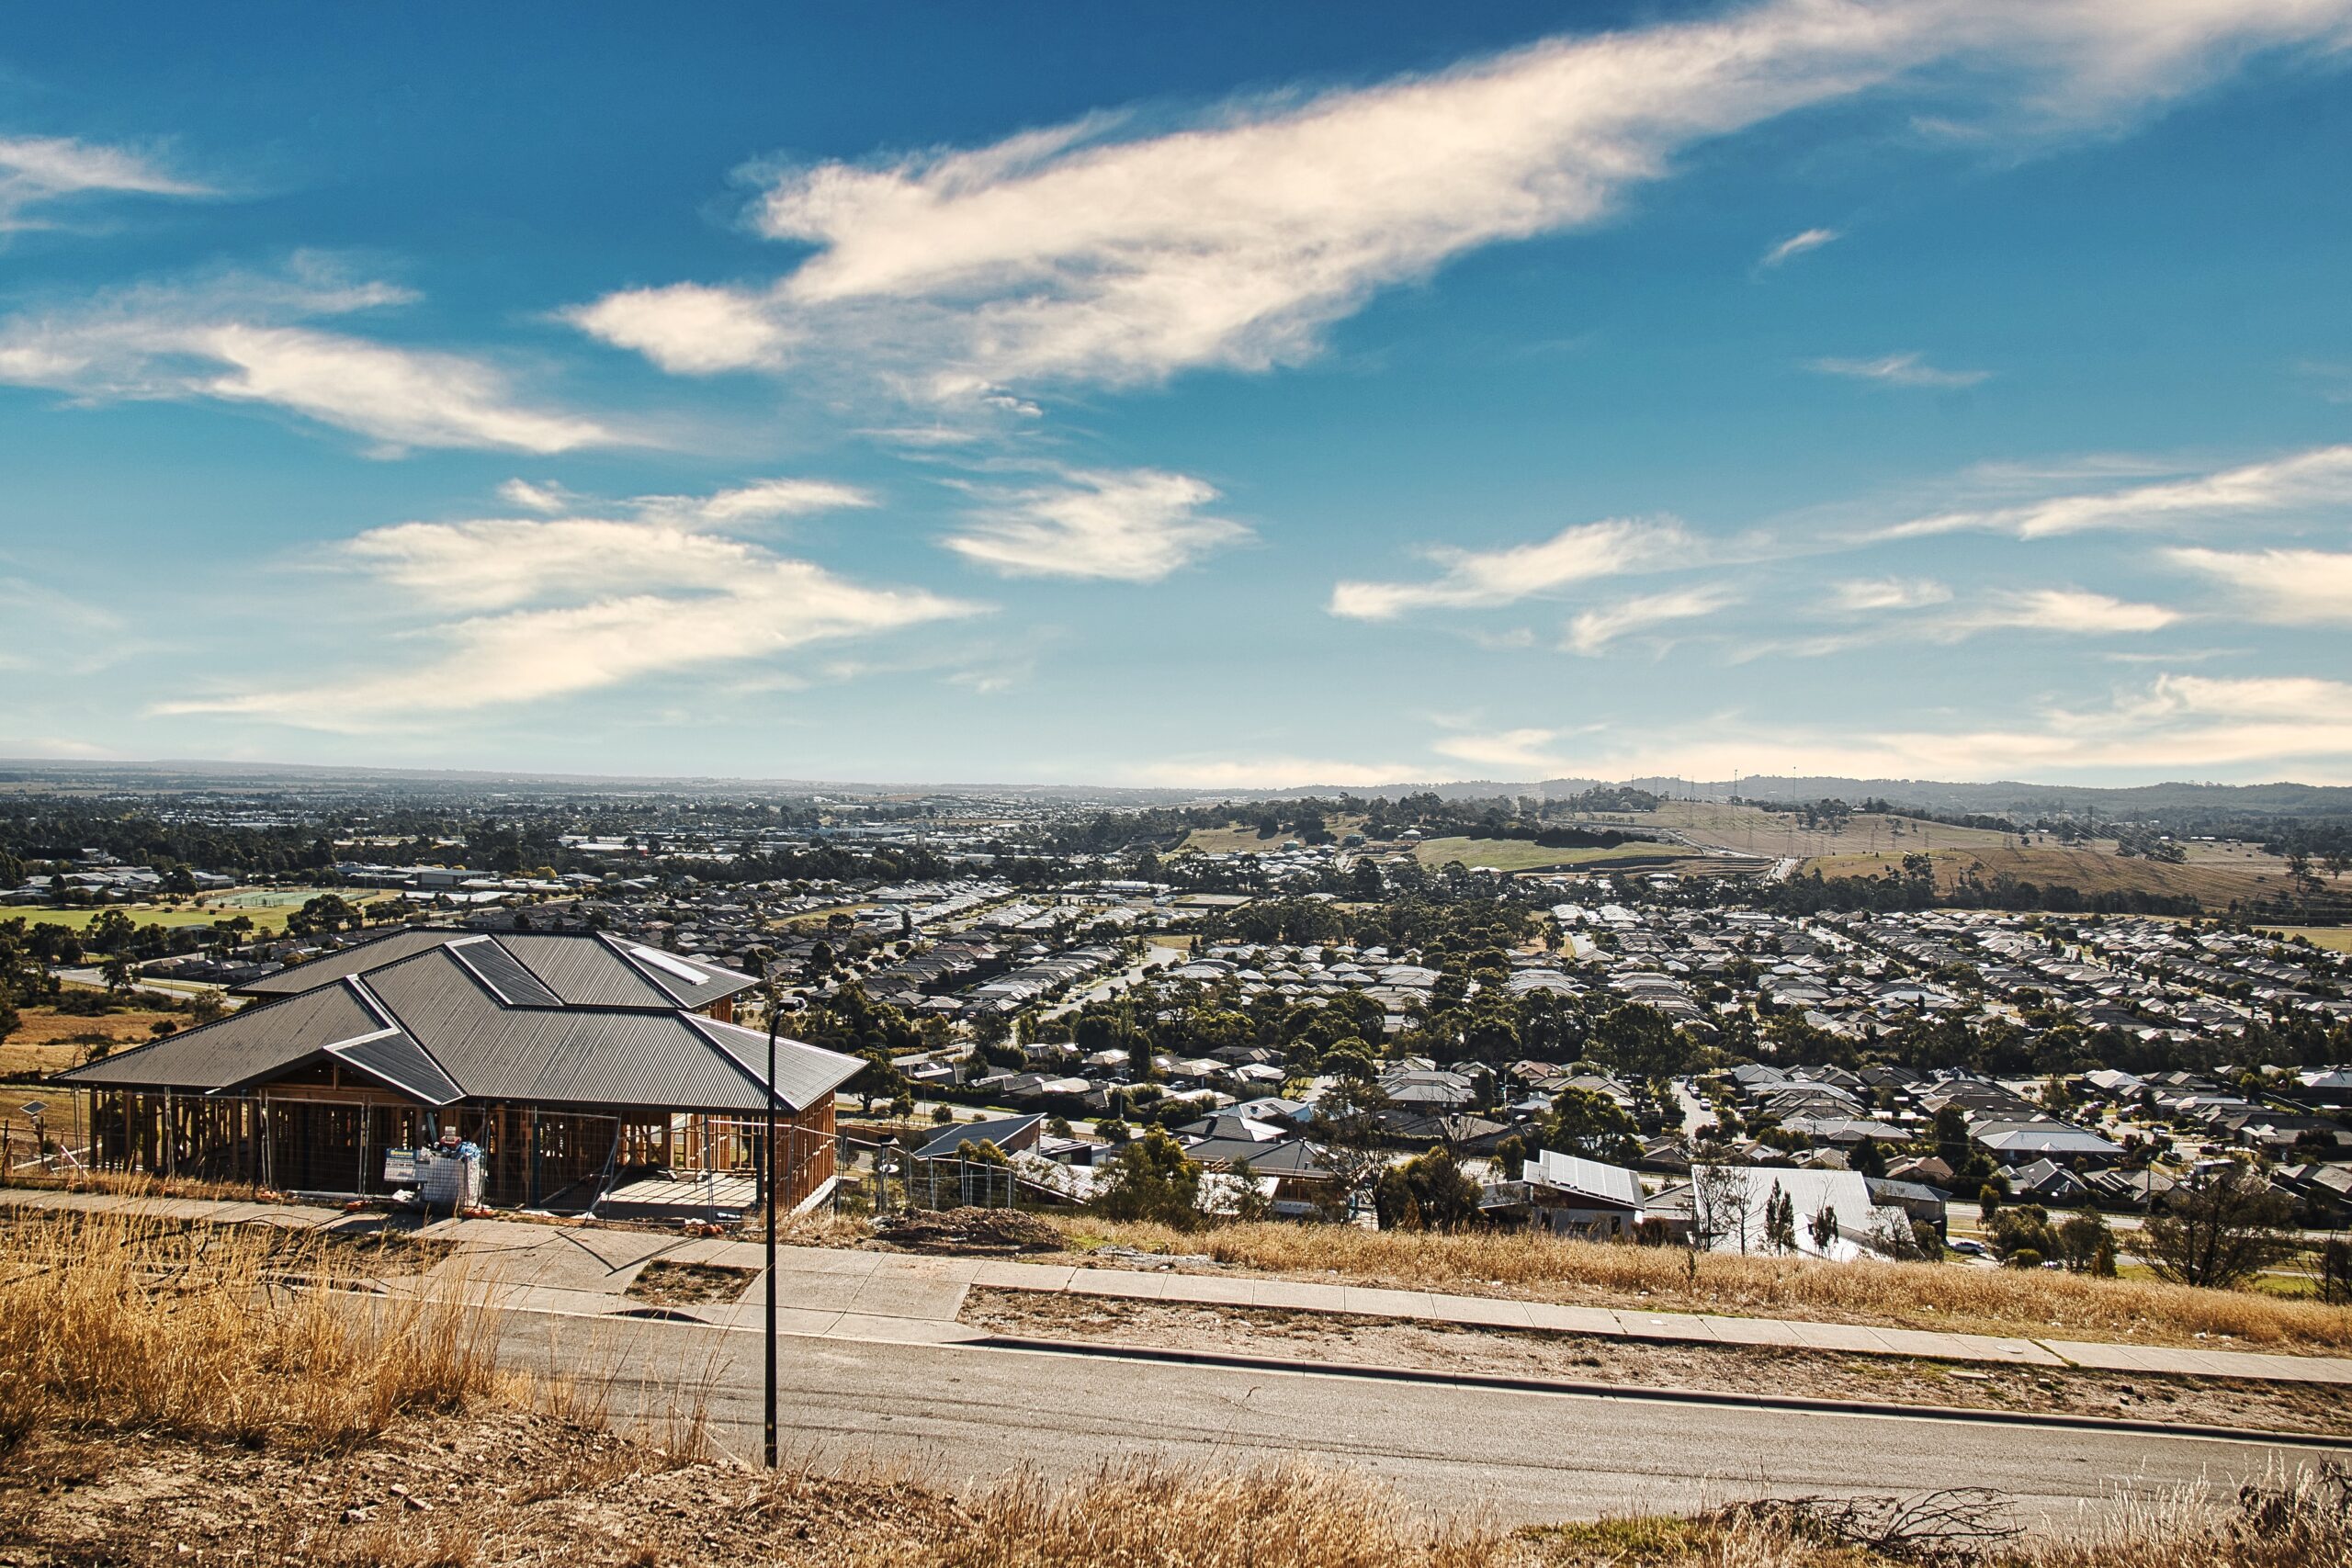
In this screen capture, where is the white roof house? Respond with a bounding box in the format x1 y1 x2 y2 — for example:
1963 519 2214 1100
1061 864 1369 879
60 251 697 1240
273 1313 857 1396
1689 1164 1914 1262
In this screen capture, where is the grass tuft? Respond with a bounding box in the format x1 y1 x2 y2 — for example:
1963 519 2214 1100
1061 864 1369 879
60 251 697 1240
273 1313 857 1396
0 1207 501 1452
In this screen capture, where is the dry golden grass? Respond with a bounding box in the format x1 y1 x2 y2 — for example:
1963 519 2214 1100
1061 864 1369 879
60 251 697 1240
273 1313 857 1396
0 1204 502 1451
932 1460 1510 1568
1046 1218 2352 1354
1802 844 2280 905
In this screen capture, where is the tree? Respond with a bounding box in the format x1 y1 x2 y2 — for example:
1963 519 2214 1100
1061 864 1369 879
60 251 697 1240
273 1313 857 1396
1309 1077 1394 1201
1091 1130 1203 1228
1808 1200 1840 1252
1226 1155 1273 1223
100 952 136 996
849 1048 908 1114
287 893 365 939
2320 1238 2352 1306
86 908 138 953
1373 1145 1483 1232
1692 1164 1756 1254
1541 1088 1639 1165
1848 1137 1887 1178
2141 1163 2295 1291
2054 1211 2116 1275
1589 1002 1690 1086
1987 1203 2060 1264
1492 1133 1527 1181
1763 1183 1799 1254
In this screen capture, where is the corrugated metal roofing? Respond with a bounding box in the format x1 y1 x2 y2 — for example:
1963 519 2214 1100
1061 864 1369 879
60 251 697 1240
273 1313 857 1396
330 1029 464 1107
690 1015 864 1112
497 932 674 1008
62 983 386 1092
611 936 759 1011
234 929 474 996
447 936 564 1008
61 930 854 1116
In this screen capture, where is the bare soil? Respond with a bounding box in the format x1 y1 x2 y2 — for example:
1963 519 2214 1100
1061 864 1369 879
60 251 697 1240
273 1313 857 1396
874 1205 1062 1253
627 1259 756 1307
962 1288 2352 1439
0 1411 964 1568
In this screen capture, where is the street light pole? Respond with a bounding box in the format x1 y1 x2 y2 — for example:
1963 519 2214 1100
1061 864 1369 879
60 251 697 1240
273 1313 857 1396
763 979 779 1471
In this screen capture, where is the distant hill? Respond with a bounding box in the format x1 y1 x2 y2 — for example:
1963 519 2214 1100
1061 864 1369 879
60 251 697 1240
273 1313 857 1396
0 758 2346 819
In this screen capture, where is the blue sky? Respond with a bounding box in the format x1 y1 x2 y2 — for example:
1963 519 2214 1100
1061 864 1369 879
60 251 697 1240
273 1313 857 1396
4 0 2351 787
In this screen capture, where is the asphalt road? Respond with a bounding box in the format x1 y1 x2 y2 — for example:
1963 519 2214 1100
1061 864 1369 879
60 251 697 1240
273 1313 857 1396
501 1309 2336 1531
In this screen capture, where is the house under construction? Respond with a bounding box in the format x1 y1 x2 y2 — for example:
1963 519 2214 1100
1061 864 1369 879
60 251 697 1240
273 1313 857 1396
57 927 860 1213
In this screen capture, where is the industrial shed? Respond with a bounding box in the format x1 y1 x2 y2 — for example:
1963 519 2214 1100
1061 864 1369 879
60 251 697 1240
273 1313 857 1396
56 927 858 1213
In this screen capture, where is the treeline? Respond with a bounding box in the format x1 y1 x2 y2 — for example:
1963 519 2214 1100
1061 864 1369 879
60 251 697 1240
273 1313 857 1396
0 802 337 878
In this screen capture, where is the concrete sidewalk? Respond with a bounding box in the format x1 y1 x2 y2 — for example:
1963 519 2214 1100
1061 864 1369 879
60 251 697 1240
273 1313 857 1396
9 1186 2349 1385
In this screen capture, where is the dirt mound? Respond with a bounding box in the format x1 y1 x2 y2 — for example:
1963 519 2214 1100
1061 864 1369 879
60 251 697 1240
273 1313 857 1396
874 1206 1064 1254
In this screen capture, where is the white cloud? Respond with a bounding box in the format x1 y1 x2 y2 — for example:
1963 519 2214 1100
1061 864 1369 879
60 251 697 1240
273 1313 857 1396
156 485 978 728
663 477 877 524
2167 546 2352 624
942 468 1247 581
1827 576 1951 612
0 135 208 232
497 479 574 514
1564 583 1739 655
1430 727 1588 775
1934 587 2179 638
1760 227 1839 266
1878 443 2352 540
574 1 2352 400
1807 352 1990 389
162 564 975 728
0 266 616 454
1331 516 1692 620
566 282 797 374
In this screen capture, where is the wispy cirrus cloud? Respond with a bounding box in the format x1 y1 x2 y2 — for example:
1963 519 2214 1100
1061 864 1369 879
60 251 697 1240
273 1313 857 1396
0 264 617 454
1807 351 1990 389
2167 546 2352 624
1826 576 1951 613
942 468 1247 581
156 480 973 728
1564 583 1740 655
1874 442 2352 541
571 0 2352 408
1933 587 2178 638
1760 227 1839 266
0 134 209 233
1331 517 1693 621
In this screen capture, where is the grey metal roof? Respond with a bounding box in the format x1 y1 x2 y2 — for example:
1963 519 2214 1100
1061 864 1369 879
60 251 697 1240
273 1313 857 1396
62 982 386 1092
234 928 474 997
912 1112 1043 1161
446 936 564 1009
62 930 853 1116
330 1029 464 1107
688 1015 864 1112
606 936 760 1011
497 932 674 1008
237 927 756 1014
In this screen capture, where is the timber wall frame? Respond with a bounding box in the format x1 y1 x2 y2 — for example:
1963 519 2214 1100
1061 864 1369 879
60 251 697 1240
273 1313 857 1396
71 1087 838 1213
